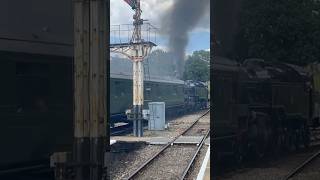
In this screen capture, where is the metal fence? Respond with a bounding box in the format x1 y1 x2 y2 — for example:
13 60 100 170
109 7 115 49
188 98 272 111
110 23 158 45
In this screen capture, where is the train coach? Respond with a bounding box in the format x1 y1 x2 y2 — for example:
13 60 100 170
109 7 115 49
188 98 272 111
110 73 209 125
0 52 73 170
213 57 313 162
110 73 186 125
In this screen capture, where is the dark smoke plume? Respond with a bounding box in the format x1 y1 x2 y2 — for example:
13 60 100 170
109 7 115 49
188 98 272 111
162 0 209 79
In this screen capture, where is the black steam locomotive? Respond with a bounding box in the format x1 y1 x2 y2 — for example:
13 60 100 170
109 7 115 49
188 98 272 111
213 57 313 161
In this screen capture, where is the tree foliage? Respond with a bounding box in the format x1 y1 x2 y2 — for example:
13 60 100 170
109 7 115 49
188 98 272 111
148 49 177 77
183 50 210 82
235 0 320 65
111 49 210 81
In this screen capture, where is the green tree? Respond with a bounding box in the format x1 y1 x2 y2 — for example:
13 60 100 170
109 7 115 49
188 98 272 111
235 0 320 65
148 49 176 77
183 50 209 82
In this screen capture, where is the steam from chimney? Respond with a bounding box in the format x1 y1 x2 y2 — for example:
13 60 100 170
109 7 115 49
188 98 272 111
161 0 209 79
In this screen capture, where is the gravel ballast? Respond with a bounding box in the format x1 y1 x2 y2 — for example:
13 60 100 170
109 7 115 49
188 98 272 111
132 145 197 180
185 145 209 180
109 143 162 180
110 110 210 179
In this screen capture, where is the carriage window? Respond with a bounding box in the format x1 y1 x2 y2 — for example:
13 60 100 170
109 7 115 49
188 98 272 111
16 62 50 113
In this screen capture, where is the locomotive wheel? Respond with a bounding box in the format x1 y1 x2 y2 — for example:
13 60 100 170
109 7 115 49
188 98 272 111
284 132 291 151
286 131 298 152
250 124 267 159
255 138 266 159
303 128 311 148
295 129 305 151
272 131 284 157
231 139 246 166
234 143 246 165
293 127 306 151
256 116 271 158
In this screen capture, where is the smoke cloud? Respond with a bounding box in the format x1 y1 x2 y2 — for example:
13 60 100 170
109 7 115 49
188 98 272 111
161 0 210 78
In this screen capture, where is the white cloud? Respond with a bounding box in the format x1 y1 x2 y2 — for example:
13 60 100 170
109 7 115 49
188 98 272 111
110 0 173 26
110 0 210 54
110 0 209 32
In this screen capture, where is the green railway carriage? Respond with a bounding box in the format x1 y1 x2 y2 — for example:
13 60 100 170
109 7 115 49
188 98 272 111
0 52 73 168
110 73 186 124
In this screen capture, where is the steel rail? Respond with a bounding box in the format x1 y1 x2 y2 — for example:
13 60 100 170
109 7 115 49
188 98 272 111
180 128 210 180
284 149 320 180
125 109 210 180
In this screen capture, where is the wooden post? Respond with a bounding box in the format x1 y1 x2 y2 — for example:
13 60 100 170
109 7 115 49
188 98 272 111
73 0 107 179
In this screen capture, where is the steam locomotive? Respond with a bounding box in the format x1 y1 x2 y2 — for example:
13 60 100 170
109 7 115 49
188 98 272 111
213 57 313 162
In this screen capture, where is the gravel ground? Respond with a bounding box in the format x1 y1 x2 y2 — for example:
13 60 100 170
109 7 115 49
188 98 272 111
132 145 197 180
185 144 209 180
109 143 162 180
109 110 210 180
170 112 209 137
131 111 209 179
216 146 320 180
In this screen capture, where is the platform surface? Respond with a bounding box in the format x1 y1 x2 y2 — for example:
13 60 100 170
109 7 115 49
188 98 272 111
197 145 210 180
205 137 210 145
110 136 151 142
203 157 210 180
111 135 206 145
147 136 204 145
110 140 117 145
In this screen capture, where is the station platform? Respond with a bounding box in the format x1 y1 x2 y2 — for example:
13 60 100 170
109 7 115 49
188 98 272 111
111 135 209 145
197 145 210 180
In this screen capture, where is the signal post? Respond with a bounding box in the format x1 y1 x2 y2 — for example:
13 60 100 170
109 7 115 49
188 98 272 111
110 0 156 137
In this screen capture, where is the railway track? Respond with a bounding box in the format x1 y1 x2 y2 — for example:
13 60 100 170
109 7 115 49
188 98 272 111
125 109 210 180
215 126 320 180
284 149 320 180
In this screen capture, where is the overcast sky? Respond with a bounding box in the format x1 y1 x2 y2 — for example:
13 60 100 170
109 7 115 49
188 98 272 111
110 0 210 54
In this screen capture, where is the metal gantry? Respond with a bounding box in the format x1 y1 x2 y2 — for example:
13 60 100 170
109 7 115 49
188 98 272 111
110 0 156 137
